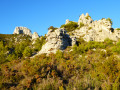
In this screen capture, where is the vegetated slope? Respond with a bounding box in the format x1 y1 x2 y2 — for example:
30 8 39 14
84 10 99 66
0 34 120 89
1 13 120 89
0 34 46 65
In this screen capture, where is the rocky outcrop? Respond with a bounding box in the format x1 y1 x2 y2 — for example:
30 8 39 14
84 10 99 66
38 28 72 54
78 13 93 26
14 13 120 56
32 32 39 40
13 27 32 36
69 13 120 42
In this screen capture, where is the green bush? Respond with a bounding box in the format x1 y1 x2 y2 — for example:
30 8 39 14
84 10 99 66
112 40 120 54
33 36 46 51
60 21 78 32
116 28 120 30
0 41 8 64
104 38 113 46
73 39 106 55
73 44 88 54
23 46 32 57
79 22 84 28
48 26 58 31
55 50 63 59
106 18 112 25
15 41 29 58
85 15 91 20
87 41 105 49
88 27 92 30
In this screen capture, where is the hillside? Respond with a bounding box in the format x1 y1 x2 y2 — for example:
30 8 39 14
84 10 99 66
0 13 120 90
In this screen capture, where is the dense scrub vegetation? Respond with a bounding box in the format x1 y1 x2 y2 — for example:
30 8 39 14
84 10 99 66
0 34 46 65
0 34 120 90
60 21 78 32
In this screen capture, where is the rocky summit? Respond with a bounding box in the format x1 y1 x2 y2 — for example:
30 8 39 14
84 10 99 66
13 27 32 36
69 13 120 42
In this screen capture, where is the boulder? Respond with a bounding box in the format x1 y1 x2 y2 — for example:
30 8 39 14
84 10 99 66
13 27 32 36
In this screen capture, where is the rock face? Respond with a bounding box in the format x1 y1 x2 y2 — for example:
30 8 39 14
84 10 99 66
13 27 32 36
70 13 120 42
32 32 39 40
38 28 72 54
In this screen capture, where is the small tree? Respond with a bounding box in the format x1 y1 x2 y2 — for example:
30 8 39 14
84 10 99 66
48 26 58 31
60 21 78 32
33 36 46 51
48 26 55 30
23 46 32 57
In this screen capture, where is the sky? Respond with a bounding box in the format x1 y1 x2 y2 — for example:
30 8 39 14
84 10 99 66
0 0 120 36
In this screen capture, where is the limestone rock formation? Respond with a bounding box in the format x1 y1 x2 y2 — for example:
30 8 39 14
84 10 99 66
78 13 93 26
13 13 120 56
32 32 39 40
69 13 120 42
13 27 32 36
38 28 72 54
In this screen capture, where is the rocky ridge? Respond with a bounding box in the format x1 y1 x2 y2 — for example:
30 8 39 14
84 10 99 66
69 13 120 42
13 13 120 55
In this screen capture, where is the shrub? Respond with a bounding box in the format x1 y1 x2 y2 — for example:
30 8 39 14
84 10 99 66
85 15 91 20
60 21 78 32
23 46 32 57
112 40 120 54
48 26 54 30
79 22 84 28
33 36 46 51
55 50 63 59
48 26 58 31
37 78 63 90
88 27 92 30
116 28 120 30
87 41 105 49
73 44 88 54
15 41 29 58
0 41 8 64
106 18 112 25
104 38 113 46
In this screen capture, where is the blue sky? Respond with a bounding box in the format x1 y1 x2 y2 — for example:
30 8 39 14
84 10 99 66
0 0 120 35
